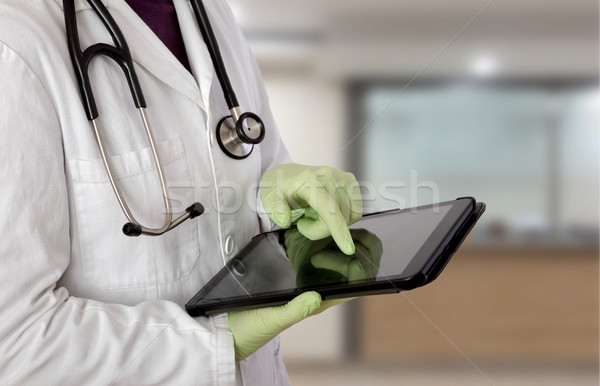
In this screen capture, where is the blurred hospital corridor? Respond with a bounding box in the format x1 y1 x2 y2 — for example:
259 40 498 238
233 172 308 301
228 0 599 384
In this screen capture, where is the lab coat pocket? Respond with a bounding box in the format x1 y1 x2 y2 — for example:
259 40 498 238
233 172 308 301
69 136 200 289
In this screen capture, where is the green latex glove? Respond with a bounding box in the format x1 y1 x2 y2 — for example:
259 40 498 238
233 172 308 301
284 228 383 288
227 291 347 361
260 163 363 255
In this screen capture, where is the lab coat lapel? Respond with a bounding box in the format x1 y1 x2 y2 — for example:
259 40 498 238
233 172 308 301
106 1 208 111
173 0 215 114
53 0 214 116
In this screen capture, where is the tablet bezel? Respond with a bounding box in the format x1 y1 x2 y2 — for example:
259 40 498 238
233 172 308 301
186 197 484 316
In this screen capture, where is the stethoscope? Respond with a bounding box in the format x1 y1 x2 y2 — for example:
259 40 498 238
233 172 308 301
63 0 266 237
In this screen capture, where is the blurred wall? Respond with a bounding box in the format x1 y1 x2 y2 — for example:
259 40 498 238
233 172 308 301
263 75 346 169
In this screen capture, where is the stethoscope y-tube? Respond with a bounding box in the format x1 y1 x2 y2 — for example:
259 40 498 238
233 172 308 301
64 0 206 237
64 0 145 120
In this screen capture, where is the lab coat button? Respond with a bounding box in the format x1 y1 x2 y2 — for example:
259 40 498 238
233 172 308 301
225 236 235 255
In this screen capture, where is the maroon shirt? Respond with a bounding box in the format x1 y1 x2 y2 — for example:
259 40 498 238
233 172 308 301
125 0 191 72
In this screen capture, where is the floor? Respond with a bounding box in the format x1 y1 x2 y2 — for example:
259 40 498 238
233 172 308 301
285 361 599 386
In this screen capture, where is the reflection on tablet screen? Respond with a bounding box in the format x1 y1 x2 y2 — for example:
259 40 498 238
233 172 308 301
201 203 452 300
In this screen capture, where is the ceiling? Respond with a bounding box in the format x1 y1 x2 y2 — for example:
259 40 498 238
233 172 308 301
226 0 598 78
228 0 596 36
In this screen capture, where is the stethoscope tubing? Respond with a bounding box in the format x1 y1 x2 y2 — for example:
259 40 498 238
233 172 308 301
62 0 262 236
189 0 239 110
64 0 146 120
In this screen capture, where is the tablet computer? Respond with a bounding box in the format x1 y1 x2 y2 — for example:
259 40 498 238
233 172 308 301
186 197 485 316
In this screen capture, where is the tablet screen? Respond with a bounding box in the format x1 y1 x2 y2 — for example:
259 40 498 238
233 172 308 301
196 200 466 303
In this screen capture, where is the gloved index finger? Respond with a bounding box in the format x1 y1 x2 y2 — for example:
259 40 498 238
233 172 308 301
339 171 363 224
293 181 355 255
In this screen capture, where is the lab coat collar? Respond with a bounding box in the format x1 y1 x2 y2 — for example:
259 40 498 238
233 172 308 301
53 0 214 114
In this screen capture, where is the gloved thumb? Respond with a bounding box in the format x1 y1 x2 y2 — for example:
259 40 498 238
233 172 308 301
228 292 322 361
271 291 322 328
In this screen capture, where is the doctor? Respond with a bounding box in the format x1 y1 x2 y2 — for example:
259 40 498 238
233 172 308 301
0 0 361 385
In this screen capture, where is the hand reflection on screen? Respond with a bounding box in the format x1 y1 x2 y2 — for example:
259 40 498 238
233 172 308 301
283 228 383 288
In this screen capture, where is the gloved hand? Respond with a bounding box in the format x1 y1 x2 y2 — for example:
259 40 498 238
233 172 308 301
226 229 383 361
284 228 383 288
227 291 347 361
259 163 362 255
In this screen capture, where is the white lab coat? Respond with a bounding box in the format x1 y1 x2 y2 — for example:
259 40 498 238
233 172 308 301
0 0 292 384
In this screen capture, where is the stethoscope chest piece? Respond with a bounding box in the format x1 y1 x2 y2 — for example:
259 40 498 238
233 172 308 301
216 107 265 159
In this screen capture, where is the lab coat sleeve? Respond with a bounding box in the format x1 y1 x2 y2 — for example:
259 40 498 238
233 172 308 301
0 43 235 385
